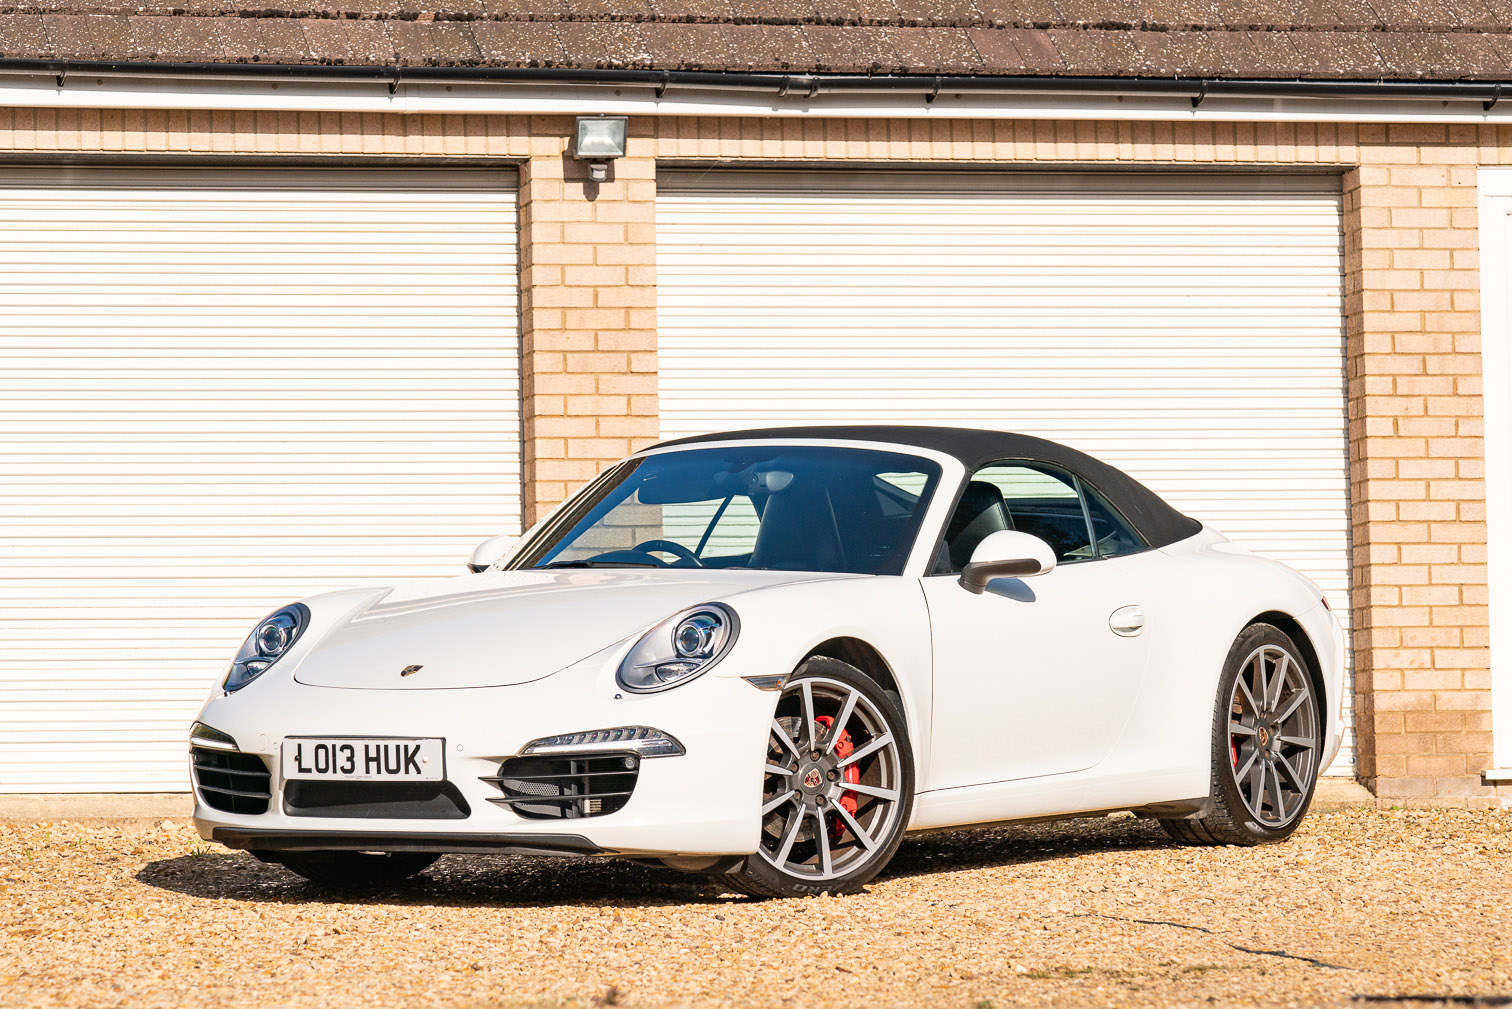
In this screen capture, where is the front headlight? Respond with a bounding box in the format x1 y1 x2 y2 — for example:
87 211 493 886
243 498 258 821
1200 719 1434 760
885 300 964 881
224 603 310 693
616 603 740 693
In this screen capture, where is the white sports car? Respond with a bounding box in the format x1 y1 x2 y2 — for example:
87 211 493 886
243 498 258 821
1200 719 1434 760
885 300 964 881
191 426 1345 897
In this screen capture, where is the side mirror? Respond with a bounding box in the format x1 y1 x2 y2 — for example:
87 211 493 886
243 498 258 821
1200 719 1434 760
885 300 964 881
959 530 1057 594
468 534 518 573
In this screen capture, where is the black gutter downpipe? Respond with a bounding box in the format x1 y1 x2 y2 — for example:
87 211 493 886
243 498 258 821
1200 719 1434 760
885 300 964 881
1 58 1511 103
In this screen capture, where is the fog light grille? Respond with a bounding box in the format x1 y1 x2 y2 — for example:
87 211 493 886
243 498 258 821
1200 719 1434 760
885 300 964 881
481 753 638 820
192 747 271 815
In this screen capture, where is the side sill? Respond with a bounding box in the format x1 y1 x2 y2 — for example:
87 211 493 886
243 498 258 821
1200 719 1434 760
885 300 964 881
211 827 605 857
1130 796 1212 820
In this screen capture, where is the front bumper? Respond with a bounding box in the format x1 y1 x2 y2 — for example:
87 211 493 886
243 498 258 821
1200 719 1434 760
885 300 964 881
190 650 774 858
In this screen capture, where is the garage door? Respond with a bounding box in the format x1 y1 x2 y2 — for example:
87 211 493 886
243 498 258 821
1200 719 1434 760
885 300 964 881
656 169 1354 773
0 167 520 792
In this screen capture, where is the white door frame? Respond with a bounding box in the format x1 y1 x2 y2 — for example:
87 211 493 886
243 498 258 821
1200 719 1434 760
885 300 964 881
1478 168 1512 777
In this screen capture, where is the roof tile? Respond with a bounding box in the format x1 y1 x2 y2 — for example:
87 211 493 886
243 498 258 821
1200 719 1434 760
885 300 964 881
562 0 658 22
998 24 1064 68
680 20 804 68
964 25 1031 69
1046 24 1139 73
1365 0 1458 29
800 24 898 70
727 0 816 24
648 0 734 21
214 17 311 62
385 19 482 64
1304 0 1383 29
1144 0 1223 27
1128 27 1222 75
1285 26 1384 76
889 0 981 28
892 24 982 69
640 20 731 67
810 0 900 26
1053 0 1146 27
0 13 49 59
555 19 650 65
1212 0 1297 30
470 18 562 63
1373 29 1467 77
1444 31 1511 75
42 13 134 59
970 0 1064 27
123 14 225 60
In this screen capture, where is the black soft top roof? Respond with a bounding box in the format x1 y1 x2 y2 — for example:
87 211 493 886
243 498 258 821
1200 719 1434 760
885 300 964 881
651 425 1203 550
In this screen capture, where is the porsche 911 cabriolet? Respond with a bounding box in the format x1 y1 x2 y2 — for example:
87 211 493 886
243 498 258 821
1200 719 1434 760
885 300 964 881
190 426 1344 897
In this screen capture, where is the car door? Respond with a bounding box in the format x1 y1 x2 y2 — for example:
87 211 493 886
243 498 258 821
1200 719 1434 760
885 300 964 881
923 462 1154 791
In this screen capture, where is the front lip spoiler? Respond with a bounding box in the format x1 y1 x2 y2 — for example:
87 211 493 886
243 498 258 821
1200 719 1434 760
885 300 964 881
210 827 605 857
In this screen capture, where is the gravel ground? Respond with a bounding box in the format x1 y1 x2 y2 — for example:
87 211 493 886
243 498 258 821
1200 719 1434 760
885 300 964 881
1 808 1508 1009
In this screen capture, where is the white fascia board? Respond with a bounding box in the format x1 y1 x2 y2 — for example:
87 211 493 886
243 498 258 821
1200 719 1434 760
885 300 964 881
8 71 1512 123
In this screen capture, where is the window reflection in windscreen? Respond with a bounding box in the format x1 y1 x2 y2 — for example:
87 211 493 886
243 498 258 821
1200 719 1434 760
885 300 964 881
528 446 942 575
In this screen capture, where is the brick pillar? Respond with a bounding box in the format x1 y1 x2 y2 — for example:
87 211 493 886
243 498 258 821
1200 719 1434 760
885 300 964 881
517 118 659 527
1345 125 1495 805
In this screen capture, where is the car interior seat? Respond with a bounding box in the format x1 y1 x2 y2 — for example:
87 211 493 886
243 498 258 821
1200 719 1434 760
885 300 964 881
750 479 845 571
944 480 1013 570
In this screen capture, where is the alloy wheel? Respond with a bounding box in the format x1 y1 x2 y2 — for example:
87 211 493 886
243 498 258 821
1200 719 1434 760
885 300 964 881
1228 643 1319 828
757 675 905 883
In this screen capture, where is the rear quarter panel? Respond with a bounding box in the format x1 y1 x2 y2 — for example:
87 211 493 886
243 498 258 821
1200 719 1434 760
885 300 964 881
1122 528 1344 788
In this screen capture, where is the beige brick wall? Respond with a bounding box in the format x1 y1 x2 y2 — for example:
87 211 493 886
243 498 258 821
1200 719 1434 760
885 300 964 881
0 107 1503 805
518 117 659 527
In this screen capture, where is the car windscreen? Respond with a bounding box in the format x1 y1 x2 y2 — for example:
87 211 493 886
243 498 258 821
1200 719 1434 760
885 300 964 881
513 446 943 576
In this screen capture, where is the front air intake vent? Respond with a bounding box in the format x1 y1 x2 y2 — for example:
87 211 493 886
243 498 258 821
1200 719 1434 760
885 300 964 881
283 780 471 819
192 747 271 815
482 753 639 819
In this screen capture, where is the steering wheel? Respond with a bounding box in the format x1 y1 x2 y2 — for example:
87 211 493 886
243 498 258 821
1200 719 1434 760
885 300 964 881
630 539 704 568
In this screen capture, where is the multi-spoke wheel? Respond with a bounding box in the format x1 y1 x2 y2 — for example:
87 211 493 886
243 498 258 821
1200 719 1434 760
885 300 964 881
1162 623 1322 846
724 656 914 897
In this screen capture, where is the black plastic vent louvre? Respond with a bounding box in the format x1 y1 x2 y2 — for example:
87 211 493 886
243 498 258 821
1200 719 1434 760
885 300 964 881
283 780 471 819
483 753 639 819
192 747 271 815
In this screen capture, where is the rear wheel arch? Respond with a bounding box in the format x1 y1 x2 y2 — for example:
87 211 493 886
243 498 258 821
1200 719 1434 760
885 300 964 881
1247 610 1328 741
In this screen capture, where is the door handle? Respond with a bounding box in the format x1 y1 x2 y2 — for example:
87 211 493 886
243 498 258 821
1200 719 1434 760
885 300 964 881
1110 605 1145 637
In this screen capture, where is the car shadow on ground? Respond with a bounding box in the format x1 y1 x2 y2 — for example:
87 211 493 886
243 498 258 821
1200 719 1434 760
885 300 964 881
135 815 1176 909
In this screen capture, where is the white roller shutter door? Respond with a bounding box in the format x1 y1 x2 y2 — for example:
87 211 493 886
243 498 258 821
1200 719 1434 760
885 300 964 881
0 167 521 792
657 169 1355 774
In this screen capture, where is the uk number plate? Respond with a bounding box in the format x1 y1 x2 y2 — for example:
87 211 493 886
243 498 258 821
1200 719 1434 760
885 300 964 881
282 737 445 782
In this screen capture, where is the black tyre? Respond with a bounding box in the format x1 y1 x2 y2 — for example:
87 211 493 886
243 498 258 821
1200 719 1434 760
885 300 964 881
272 850 441 887
724 656 914 898
1161 623 1323 846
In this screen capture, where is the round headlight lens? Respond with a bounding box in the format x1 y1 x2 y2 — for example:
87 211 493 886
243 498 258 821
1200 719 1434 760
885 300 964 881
617 604 739 693
254 613 298 657
673 613 720 659
225 603 310 692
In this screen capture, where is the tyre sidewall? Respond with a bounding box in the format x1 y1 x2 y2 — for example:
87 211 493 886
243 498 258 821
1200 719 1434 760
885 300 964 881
735 656 915 896
1209 623 1320 843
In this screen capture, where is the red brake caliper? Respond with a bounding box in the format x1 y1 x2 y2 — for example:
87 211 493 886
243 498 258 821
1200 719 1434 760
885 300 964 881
814 715 860 839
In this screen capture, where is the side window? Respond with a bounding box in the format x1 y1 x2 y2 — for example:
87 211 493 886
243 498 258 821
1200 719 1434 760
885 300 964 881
939 462 1095 570
976 463 1094 563
1081 482 1146 558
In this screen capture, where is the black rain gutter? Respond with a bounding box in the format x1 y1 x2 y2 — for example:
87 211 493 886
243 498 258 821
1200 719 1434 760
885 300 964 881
1 58 1511 106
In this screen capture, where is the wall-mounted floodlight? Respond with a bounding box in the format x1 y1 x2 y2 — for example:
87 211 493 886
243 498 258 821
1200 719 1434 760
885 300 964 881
574 116 628 182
